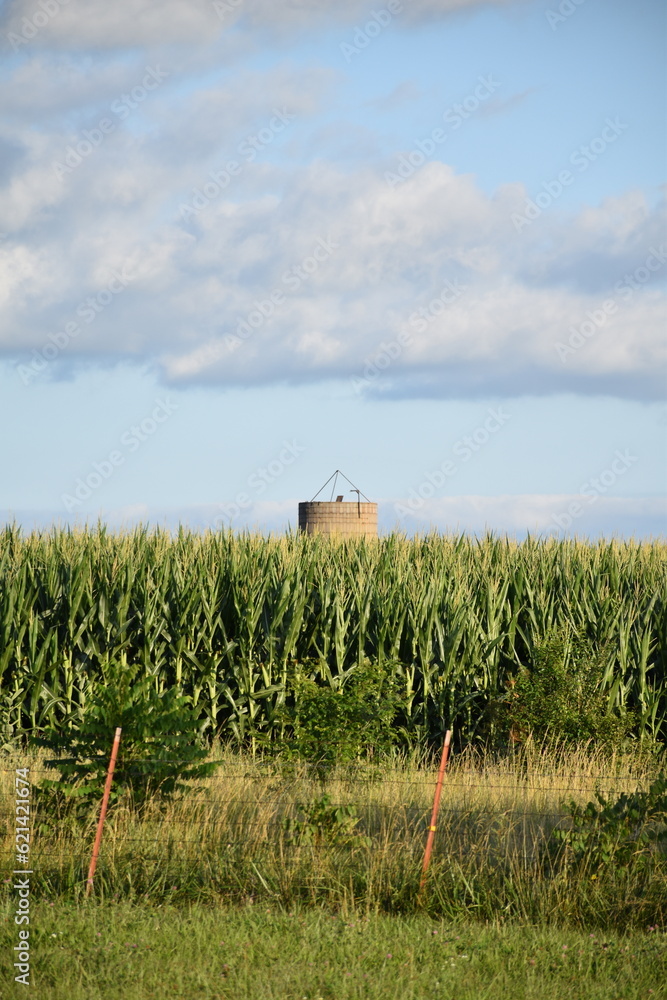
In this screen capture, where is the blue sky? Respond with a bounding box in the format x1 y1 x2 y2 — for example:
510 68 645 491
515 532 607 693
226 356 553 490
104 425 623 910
0 0 665 537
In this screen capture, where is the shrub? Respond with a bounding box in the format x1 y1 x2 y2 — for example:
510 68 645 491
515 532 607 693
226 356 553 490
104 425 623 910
282 793 370 848
34 660 217 823
283 661 400 776
497 628 634 746
553 773 667 870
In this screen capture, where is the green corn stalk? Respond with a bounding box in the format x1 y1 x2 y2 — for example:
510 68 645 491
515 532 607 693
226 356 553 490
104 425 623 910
0 526 664 746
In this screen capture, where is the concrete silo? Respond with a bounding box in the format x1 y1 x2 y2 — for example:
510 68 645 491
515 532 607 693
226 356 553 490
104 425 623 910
298 471 377 538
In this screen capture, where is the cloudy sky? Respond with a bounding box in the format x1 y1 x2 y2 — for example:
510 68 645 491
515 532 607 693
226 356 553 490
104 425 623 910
0 0 665 537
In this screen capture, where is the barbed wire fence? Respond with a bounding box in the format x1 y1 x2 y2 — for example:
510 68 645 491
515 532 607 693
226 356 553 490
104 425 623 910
1 754 663 885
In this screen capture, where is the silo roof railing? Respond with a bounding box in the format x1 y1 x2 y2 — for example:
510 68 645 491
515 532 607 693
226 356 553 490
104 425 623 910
310 470 372 503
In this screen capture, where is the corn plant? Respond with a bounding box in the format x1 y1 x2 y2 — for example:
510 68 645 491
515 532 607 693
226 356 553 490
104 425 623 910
0 526 664 748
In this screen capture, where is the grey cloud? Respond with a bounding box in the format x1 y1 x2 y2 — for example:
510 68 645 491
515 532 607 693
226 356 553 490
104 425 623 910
0 135 25 181
0 56 162 120
477 87 536 119
1 0 524 52
367 81 421 113
1 0 223 52
367 363 667 403
511 193 667 295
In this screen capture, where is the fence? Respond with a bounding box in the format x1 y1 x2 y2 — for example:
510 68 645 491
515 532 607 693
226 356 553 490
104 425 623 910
1 751 664 926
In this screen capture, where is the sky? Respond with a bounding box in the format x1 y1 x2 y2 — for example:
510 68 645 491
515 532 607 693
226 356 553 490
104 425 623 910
0 0 665 538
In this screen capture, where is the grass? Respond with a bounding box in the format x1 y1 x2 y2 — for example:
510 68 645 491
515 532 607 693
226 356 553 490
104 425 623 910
0 901 665 999
1 745 665 996
2 743 665 928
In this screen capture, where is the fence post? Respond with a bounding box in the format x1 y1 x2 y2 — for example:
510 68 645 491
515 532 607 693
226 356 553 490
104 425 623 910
418 729 452 904
86 726 122 898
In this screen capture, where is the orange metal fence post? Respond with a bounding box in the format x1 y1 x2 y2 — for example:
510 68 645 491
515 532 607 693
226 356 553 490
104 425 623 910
86 726 122 898
418 729 452 903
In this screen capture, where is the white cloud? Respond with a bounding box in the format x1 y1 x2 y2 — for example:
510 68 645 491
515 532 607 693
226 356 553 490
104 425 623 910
1 149 665 398
0 33 664 402
386 494 667 537
4 494 664 539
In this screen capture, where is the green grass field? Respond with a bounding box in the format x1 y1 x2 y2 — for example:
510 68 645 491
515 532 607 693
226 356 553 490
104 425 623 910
1 902 665 1000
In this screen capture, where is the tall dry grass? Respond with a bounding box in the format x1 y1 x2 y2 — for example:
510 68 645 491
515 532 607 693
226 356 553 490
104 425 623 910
2 744 664 928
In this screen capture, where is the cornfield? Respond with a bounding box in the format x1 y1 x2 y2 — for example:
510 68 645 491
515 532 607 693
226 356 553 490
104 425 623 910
0 525 665 744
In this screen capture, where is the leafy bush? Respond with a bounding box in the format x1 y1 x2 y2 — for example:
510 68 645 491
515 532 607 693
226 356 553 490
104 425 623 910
553 773 667 869
282 793 370 848
35 661 217 822
283 661 400 776
497 628 634 746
